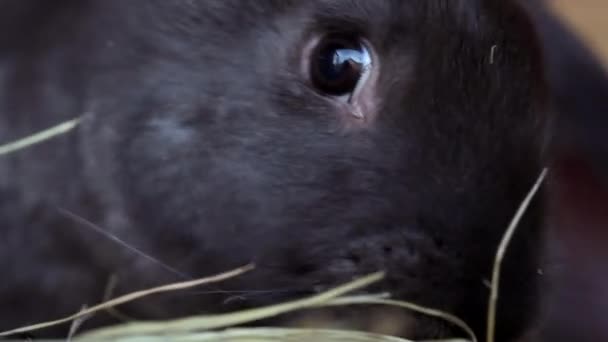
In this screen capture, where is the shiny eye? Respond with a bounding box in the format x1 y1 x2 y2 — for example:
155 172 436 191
310 35 372 97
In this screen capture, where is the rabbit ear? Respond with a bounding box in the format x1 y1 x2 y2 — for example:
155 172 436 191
517 2 608 341
540 156 608 341
526 0 608 237
521 0 608 206
521 0 608 159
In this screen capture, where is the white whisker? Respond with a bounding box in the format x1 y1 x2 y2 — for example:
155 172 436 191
57 207 191 281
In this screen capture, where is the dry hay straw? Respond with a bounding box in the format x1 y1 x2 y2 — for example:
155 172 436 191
0 118 81 156
0 119 548 342
0 270 472 342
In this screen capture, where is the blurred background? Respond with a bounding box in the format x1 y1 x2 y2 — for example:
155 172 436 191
551 0 608 65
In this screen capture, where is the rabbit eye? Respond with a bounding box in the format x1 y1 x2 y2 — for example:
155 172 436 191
309 34 372 97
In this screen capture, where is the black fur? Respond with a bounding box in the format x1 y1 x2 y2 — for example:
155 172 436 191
0 0 563 340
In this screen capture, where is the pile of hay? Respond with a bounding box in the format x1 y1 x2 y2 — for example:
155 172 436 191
0 269 475 342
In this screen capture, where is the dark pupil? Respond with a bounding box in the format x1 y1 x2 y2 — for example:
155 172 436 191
313 40 366 96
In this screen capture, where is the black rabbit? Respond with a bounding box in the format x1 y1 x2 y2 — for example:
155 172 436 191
0 1 602 340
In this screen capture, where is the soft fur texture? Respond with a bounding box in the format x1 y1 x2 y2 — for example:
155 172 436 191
0 0 573 340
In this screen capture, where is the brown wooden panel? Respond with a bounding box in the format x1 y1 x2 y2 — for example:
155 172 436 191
550 0 608 65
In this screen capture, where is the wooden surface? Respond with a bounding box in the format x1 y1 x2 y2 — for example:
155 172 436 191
550 0 608 65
